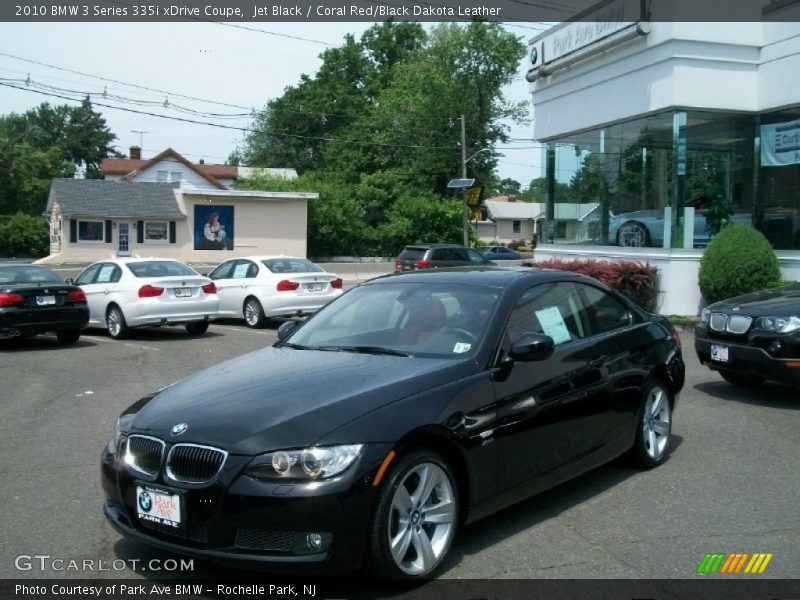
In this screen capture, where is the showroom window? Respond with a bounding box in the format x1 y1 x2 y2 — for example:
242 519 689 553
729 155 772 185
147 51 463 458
77 219 105 242
143 221 169 242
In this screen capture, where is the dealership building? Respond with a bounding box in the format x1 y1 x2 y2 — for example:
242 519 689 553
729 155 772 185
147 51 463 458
526 2 800 314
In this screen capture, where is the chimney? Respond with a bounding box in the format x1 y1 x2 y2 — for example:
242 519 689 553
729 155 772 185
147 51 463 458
130 146 141 160
199 159 205 165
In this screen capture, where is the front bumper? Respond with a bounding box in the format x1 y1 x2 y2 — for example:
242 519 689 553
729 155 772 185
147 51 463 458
695 325 800 387
101 441 391 573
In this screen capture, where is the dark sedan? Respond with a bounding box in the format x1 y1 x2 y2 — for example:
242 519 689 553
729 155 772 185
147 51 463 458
101 268 685 579
0 263 89 343
695 284 800 387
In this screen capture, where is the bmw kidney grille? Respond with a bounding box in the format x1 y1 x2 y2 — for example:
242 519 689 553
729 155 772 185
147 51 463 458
125 436 226 483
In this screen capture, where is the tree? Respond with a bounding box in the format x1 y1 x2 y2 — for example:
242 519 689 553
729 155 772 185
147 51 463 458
0 99 116 215
496 178 522 196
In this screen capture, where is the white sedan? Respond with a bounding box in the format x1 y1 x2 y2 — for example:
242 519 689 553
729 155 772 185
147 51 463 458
208 256 343 327
73 258 219 339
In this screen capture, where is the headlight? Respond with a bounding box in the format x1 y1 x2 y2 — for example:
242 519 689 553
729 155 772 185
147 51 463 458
245 444 364 481
755 315 800 333
106 413 135 455
700 308 711 323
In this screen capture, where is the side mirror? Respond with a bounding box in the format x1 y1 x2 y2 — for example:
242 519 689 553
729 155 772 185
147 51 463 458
65 278 75 285
277 320 298 342
509 332 555 362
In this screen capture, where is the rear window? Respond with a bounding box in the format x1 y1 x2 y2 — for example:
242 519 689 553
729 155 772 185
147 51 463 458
126 261 197 278
398 248 426 261
0 265 62 285
262 258 323 274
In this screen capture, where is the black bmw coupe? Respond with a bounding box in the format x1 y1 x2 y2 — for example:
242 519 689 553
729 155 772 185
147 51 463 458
101 267 685 579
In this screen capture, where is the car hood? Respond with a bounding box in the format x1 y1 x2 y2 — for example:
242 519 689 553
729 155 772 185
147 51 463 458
128 346 473 455
710 284 800 317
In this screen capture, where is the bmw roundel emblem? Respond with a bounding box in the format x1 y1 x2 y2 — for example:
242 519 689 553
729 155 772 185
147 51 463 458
171 422 188 436
530 46 539 65
138 491 152 512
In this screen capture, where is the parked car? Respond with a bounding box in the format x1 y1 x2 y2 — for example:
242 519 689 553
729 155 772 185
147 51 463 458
609 207 752 248
208 256 343 328
0 263 89 343
394 244 494 271
72 258 218 339
101 267 684 579
482 245 522 260
695 284 800 388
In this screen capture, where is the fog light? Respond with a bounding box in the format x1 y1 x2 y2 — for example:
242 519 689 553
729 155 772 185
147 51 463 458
306 533 323 550
768 340 782 354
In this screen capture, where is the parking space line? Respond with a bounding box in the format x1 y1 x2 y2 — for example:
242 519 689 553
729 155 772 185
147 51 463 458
81 335 161 351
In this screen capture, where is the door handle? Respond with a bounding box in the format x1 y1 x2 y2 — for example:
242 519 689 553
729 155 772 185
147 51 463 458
103 290 111 295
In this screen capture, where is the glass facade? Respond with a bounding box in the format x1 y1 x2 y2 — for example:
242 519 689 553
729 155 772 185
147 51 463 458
542 109 800 250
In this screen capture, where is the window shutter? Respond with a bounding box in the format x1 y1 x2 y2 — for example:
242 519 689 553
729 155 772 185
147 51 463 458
105 220 113 243
69 219 77 243
169 221 176 244
137 221 144 244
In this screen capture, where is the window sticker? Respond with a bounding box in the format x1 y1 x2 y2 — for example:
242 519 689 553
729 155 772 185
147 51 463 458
233 263 250 279
534 306 571 344
96 265 116 283
453 342 472 354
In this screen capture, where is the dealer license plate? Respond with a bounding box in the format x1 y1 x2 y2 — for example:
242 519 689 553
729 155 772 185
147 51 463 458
36 295 56 306
307 283 323 292
710 344 729 363
136 486 182 528
174 288 191 298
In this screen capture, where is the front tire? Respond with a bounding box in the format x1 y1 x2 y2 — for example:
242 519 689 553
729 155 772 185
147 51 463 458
367 450 458 580
243 297 267 328
617 221 650 247
630 380 672 468
106 305 130 340
56 329 81 344
185 321 209 335
720 370 764 387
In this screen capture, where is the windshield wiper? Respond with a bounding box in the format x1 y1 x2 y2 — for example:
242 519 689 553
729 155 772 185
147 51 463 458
319 345 410 357
278 342 312 350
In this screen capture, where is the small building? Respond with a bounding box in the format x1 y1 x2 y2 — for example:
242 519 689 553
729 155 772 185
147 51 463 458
40 178 316 265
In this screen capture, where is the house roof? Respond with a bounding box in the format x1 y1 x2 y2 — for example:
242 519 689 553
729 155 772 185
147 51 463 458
101 157 239 181
117 148 228 190
553 203 600 221
46 179 185 219
485 200 543 220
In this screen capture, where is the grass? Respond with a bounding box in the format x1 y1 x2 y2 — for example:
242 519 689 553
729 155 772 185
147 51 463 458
666 315 700 330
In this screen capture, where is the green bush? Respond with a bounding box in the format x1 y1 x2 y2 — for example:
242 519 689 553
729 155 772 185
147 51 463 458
0 213 50 258
699 223 780 304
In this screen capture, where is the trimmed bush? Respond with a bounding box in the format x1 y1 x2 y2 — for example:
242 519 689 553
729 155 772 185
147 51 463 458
530 258 660 312
0 213 50 258
699 223 780 304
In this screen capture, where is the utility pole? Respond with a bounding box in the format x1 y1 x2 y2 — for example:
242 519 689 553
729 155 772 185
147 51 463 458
460 114 468 246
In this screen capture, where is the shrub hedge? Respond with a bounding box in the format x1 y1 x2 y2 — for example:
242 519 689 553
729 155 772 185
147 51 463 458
0 213 50 258
530 258 660 312
699 223 780 304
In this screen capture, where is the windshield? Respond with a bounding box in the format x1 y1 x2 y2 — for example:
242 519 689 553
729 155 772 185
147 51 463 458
0 265 63 285
126 261 198 278
285 282 500 358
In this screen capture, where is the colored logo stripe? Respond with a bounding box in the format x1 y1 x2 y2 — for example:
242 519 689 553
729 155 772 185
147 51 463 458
697 553 773 574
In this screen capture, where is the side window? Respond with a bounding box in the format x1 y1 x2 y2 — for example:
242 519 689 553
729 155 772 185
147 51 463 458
209 261 235 280
450 248 469 261
95 263 121 284
506 282 589 347
431 248 448 261
231 260 254 279
578 284 632 335
75 264 101 286
467 248 486 263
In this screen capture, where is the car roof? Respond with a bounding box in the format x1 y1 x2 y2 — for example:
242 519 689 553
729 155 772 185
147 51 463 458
240 256 315 262
365 266 592 287
403 244 468 249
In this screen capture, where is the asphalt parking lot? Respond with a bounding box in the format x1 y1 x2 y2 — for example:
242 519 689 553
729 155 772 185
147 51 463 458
0 322 797 583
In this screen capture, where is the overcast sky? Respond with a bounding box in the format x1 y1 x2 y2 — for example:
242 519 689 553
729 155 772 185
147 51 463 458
0 22 545 185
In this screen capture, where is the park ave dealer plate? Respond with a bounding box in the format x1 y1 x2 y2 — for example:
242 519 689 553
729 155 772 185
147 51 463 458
710 344 729 363
136 486 181 528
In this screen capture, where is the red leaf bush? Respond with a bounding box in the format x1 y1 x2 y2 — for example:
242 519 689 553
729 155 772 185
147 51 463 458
528 258 660 312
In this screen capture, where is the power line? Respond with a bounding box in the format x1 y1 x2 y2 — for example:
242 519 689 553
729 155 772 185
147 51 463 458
0 80 463 152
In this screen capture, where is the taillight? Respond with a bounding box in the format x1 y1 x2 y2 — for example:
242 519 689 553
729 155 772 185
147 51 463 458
66 290 87 303
672 328 681 349
201 282 217 294
331 278 343 289
0 292 25 307
394 259 401 272
138 285 164 298
277 280 300 292
414 259 431 269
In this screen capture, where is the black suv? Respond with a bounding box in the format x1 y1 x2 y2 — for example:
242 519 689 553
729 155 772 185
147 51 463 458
394 244 494 271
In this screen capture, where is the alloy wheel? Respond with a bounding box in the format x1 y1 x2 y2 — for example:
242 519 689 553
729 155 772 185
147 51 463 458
642 385 671 461
387 462 456 576
244 299 263 328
